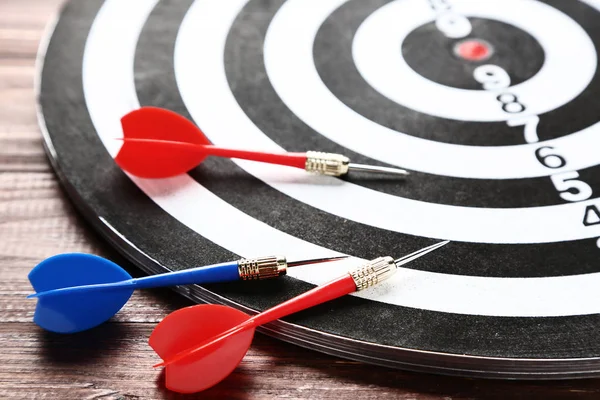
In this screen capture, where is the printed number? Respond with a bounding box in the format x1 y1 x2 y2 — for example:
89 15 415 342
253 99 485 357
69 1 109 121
428 0 451 11
535 146 566 169
507 115 540 143
550 171 593 202
583 204 600 226
474 65 510 90
497 93 526 113
436 13 472 38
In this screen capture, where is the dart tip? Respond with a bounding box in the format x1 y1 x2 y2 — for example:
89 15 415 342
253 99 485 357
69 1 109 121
394 240 450 267
153 360 166 368
287 255 349 268
347 163 410 177
26 293 38 299
325 255 349 262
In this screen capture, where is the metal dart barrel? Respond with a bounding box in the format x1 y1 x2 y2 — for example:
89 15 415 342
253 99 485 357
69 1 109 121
350 256 396 290
304 151 409 177
237 255 348 280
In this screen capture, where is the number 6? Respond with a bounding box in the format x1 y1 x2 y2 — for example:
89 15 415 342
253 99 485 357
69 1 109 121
550 171 593 202
535 147 566 169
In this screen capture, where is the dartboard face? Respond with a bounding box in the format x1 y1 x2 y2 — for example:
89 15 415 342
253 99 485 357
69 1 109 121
37 0 600 378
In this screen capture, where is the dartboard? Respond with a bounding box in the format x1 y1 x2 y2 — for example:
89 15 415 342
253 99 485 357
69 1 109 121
37 0 600 378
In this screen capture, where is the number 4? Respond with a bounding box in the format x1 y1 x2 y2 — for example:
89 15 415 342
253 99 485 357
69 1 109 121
551 171 593 202
583 204 600 226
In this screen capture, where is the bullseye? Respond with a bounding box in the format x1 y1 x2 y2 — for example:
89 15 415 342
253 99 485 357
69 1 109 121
453 39 493 61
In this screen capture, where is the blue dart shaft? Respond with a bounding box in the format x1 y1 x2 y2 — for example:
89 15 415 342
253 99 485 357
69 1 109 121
132 262 240 288
29 261 240 298
28 254 345 301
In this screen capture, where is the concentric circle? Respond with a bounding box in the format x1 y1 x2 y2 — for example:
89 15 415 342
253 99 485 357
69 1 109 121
314 0 600 152
403 21 540 89
353 0 595 122
453 38 494 62
266 0 600 178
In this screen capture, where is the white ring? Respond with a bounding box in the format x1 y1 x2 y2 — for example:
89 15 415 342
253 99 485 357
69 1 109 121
80 0 600 317
353 0 596 122
263 0 600 180
172 0 600 245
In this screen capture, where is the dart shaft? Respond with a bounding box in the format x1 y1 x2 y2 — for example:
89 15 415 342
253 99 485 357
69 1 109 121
134 255 293 288
132 261 240 289
202 145 307 169
118 138 308 171
251 273 358 326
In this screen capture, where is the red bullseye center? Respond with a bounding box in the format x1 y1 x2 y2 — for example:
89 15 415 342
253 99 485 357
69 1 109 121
454 39 492 61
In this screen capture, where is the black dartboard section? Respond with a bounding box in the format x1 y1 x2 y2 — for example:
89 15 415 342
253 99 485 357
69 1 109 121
37 0 600 378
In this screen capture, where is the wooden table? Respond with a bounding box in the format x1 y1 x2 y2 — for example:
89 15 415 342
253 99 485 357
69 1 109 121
2 0 600 398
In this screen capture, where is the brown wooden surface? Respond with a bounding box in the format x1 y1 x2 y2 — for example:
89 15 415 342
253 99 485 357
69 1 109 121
2 0 600 398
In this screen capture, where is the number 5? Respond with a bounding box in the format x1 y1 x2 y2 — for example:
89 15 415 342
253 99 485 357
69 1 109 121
550 171 593 202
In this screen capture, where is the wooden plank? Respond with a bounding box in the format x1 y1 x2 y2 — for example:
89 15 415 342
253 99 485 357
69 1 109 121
2 320 600 399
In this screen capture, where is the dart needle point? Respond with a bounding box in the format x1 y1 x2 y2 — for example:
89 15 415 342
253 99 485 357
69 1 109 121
394 240 450 267
287 255 348 268
26 293 38 299
347 163 410 177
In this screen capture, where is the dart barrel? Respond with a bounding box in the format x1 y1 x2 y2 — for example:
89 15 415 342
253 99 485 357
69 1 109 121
349 256 396 291
304 151 350 176
237 256 288 280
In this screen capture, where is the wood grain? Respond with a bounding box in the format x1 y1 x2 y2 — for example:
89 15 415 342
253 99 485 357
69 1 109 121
2 0 600 398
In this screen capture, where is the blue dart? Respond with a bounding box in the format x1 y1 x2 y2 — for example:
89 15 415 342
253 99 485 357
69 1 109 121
27 252 346 334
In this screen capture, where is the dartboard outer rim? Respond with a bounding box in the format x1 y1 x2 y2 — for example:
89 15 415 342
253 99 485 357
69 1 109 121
30 0 600 380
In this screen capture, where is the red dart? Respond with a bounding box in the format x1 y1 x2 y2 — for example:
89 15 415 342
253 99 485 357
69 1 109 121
115 107 409 178
149 241 449 393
